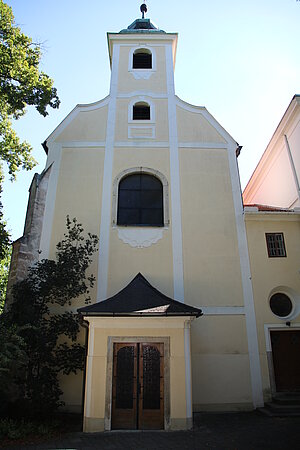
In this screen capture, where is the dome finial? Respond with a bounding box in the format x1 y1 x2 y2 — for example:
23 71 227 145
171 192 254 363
140 2 147 19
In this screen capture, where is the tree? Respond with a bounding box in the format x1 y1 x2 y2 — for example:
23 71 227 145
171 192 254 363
0 0 60 303
0 217 98 417
0 181 10 314
0 242 11 314
0 189 9 261
0 0 60 180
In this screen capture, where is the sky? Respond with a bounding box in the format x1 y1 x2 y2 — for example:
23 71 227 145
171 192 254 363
2 0 300 241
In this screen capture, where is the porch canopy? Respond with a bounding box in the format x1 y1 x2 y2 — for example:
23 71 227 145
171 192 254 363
78 273 202 317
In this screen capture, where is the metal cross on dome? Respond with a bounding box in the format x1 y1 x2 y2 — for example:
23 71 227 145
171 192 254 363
140 2 147 18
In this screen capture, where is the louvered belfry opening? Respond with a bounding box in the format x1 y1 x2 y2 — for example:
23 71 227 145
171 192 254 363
133 51 152 69
133 102 150 120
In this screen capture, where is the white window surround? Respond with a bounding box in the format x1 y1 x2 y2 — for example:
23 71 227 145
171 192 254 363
128 45 156 80
111 167 169 228
268 286 300 320
128 97 155 123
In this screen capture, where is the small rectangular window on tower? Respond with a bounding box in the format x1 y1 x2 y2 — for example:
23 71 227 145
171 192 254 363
265 233 286 257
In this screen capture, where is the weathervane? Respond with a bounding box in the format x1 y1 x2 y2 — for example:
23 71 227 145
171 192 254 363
140 2 147 19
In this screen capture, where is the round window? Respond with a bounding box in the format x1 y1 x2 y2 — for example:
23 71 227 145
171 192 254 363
269 293 293 317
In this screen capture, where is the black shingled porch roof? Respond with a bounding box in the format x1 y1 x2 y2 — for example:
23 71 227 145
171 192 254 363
78 273 202 317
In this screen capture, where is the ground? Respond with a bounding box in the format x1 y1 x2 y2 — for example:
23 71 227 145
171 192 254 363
2 412 300 449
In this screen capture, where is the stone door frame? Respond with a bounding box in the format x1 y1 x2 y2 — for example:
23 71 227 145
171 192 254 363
105 336 170 431
264 323 300 395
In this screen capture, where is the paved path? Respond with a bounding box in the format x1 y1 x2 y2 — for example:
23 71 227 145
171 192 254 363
4 412 300 449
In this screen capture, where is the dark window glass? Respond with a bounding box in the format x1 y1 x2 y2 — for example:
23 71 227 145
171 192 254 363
133 52 152 69
266 233 286 257
143 345 161 410
133 104 150 120
270 293 293 317
117 174 163 226
115 346 135 409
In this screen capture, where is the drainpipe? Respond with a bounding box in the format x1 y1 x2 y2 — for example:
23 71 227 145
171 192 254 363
80 318 89 430
184 319 193 428
284 134 300 202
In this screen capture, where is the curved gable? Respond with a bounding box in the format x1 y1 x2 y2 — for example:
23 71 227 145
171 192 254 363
47 97 109 143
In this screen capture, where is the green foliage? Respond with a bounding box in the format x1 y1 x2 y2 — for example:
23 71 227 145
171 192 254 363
0 179 10 261
1 217 98 417
0 322 27 410
0 180 10 313
0 240 11 313
0 417 56 440
0 0 60 179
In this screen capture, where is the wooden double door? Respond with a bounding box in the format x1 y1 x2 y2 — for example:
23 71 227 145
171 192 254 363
111 342 164 430
271 330 300 392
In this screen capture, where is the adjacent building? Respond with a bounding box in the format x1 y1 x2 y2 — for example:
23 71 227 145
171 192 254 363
243 94 300 404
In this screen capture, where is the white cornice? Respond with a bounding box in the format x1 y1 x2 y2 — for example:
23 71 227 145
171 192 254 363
46 96 110 143
244 210 300 222
107 33 178 69
175 96 237 148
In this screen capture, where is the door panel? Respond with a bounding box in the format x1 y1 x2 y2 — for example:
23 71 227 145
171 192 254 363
271 331 300 392
112 343 137 429
112 342 164 430
139 343 164 430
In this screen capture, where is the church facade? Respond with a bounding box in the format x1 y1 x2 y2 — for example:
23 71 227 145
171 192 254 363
8 10 300 432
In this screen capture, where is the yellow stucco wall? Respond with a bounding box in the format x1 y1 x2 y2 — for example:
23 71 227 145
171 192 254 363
49 146 104 306
55 105 108 142
191 316 252 409
177 106 227 143
117 44 167 93
106 146 173 297
114 98 169 142
180 148 244 307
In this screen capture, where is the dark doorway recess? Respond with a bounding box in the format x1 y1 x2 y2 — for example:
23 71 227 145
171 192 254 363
112 342 164 430
271 330 300 392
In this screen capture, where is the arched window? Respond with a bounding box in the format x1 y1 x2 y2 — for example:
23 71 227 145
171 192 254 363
133 49 152 69
117 173 163 226
133 102 150 120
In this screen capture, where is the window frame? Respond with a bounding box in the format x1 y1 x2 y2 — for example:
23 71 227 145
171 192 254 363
117 173 164 227
269 292 293 318
128 46 156 73
128 97 155 123
112 168 169 228
265 233 287 258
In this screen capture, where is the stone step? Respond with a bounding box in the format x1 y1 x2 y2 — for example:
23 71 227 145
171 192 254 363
266 402 300 411
273 393 300 405
257 408 300 417
258 394 300 417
